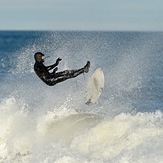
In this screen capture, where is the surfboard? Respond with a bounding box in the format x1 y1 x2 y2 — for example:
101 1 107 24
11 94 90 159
85 68 104 104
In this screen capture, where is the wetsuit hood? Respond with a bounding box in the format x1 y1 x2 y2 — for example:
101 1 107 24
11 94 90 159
34 52 45 62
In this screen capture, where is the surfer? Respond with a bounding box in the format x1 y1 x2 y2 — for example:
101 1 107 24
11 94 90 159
34 52 90 86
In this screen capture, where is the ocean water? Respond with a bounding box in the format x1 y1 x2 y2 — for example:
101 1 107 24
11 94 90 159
0 31 163 163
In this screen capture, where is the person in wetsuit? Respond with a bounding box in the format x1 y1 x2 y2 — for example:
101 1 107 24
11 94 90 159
34 52 90 86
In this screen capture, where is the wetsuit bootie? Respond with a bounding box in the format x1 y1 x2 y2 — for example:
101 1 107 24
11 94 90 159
83 61 90 73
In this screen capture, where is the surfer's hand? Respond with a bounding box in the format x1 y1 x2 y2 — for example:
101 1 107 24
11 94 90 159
56 58 62 64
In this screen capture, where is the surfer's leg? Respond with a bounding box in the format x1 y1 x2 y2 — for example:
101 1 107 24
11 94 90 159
71 61 90 76
55 61 90 78
55 69 83 79
50 61 90 85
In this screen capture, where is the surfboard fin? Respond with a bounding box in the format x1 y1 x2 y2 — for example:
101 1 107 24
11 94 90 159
85 99 92 105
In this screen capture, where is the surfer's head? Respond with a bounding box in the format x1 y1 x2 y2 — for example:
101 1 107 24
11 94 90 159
34 52 45 62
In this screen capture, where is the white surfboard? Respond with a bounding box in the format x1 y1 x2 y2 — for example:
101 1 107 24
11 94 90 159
85 68 104 104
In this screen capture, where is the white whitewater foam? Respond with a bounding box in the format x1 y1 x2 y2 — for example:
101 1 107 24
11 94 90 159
0 97 163 162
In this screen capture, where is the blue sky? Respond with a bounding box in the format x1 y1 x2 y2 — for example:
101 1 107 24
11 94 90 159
0 0 163 31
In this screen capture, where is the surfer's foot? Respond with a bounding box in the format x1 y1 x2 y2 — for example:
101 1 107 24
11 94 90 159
83 61 90 73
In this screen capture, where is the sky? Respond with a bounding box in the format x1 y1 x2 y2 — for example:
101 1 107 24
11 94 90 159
0 0 163 31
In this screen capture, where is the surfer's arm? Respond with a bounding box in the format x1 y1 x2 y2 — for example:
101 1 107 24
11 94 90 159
47 58 62 70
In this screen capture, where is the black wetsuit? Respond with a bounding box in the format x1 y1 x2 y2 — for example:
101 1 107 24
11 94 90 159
34 59 88 86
